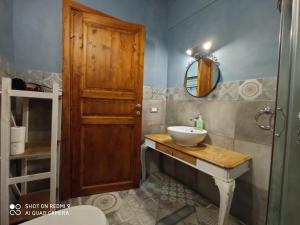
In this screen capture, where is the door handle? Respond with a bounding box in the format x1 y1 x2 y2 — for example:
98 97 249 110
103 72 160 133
133 104 142 116
132 103 142 110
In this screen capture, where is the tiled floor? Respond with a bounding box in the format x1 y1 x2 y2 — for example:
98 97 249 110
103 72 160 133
69 172 243 225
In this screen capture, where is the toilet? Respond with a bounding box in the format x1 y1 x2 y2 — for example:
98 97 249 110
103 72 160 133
21 205 108 225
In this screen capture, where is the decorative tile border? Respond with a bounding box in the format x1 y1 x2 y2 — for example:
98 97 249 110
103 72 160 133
167 77 277 102
0 55 276 102
239 79 262 100
13 69 62 88
0 55 13 79
1 58 163 96
143 85 167 100
0 55 62 88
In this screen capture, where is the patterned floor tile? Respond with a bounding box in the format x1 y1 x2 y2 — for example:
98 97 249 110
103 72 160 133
196 205 241 225
176 211 200 225
68 172 242 225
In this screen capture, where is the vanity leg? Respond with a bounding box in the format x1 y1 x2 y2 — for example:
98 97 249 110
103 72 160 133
141 144 149 184
214 178 236 225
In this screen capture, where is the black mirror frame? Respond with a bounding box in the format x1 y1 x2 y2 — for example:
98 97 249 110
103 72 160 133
184 56 221 98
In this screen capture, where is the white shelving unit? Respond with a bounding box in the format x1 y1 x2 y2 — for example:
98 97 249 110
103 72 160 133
0 77 61 225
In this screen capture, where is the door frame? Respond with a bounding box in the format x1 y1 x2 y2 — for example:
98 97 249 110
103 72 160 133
61 0 144 200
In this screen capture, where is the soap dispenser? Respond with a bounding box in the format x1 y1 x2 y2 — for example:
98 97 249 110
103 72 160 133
195 115 204 130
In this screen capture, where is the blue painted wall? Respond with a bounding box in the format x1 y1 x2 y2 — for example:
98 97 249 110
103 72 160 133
13 0 61 73
11 0 280 88
12 0 168 88
167 0 280 87
0 0 13 61
167 0 216 29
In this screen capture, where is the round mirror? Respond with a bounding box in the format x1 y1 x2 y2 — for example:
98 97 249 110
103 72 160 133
184 57 221 97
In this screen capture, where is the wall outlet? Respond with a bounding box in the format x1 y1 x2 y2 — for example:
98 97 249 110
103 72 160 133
150 107 159 113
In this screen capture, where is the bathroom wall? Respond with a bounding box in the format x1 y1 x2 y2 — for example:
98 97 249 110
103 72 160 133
165 79 276 225
159 0 280 225
167 0 280 86
13 0 61 74
0 0 13 78
0 0 13 61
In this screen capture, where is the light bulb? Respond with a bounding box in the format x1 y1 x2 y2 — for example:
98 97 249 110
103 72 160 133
203 42 212 51
186 49 192 56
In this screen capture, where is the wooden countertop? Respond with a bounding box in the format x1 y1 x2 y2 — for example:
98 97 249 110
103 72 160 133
145 134 251 169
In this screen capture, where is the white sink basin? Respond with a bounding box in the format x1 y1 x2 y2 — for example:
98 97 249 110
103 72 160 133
167 126 207 147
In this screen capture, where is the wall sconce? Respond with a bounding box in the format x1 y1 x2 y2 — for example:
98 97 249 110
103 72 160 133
186 41 218 64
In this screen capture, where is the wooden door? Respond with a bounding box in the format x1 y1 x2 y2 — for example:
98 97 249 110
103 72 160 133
65 3 144 197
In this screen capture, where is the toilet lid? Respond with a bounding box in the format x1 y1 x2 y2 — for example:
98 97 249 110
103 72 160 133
21 205 108 225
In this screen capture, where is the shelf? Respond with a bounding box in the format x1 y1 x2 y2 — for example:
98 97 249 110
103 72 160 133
10 190 50 225
1 78 60 225
0 90 62 99
9 172 51 185
11 90 54 99
10 143 51 160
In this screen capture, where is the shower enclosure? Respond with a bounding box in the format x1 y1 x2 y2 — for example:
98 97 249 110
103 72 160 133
267 0 300 224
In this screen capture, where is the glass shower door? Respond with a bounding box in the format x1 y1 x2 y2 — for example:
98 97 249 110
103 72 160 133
267 0 300 224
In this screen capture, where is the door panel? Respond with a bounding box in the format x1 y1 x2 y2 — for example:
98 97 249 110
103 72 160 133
83 18 137 91
81 125 134 186
69 7 144 197
82 99 135 116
